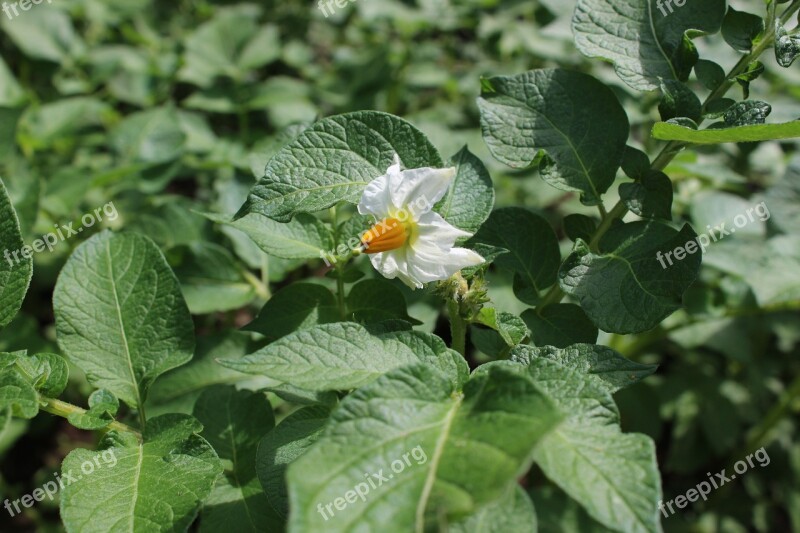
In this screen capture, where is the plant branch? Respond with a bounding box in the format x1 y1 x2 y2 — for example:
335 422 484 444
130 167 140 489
447 299 467 357
536 17 789 310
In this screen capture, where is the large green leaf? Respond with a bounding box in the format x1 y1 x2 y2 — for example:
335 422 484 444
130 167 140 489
573 0 726 90
434 146 495 234
478 69 629 205
511 344 658 393
60 415 223 533
468 207 560 304
287 364 562 531
560 222 701 334
238 111 443 222
193 386 281 532
219 322 459 391
525 359 661 533
481 358 661 533
204 212 335 261
53 231 195 410
0 179 32 329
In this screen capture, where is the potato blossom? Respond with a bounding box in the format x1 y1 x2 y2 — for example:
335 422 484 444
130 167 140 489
357 155 484 289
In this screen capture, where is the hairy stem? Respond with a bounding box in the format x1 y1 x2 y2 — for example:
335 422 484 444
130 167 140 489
447 299 467 357
39 397 143 441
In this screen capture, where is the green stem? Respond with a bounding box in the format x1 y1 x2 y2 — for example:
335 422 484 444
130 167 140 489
242 269 270 300
447 299 467 357
39 397 143 441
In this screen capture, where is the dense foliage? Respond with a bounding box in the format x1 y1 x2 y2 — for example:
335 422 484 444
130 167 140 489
0 0 799 531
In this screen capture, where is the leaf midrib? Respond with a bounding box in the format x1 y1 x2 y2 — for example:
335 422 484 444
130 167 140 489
105 240 142 410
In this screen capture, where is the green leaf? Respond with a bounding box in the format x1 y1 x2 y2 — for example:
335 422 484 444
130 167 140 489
146 332 273 417
651 120 800 144
619 171 673 220
257 405 330 519
658 80 702 122
204 211 335 261
563 215 596 243
346 279 421 325
573 0 726 90
60 415 223 533
0 364 38 420
110 106 186 164
433 146 495 234
521 304 598 348
694 59 725 91
723 100 771 127
244 283 339 342
238 111 442 222
53 231 195 410
67 389 120 430
506 358 661 533
721 7 765 52
732 61 764 99
478 69 629 205
219 322 456 392
193 386 281 533
775 21 800 67
473 308 528 347
620 146 651 180
511 344 658 393
169 243 256 315
448 486 537 532
18 97 110 150
468 208 560 304
4 352 69 397
287 364 562 531
0 5 85 62
0 178 33 329
179 5 279 87
559 222 701 334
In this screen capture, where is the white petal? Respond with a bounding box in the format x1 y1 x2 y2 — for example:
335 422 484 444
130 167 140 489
357 155 403 217
406 242 485 284
368 248 422 289
389 166 456 218
415 211 473 250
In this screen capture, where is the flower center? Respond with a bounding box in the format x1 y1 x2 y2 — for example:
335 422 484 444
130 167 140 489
361 217 409 254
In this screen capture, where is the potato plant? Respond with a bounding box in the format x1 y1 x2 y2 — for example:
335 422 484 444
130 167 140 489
0 0 799 532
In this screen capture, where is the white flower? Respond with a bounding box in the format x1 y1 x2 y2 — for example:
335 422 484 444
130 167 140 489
357 154 485 289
